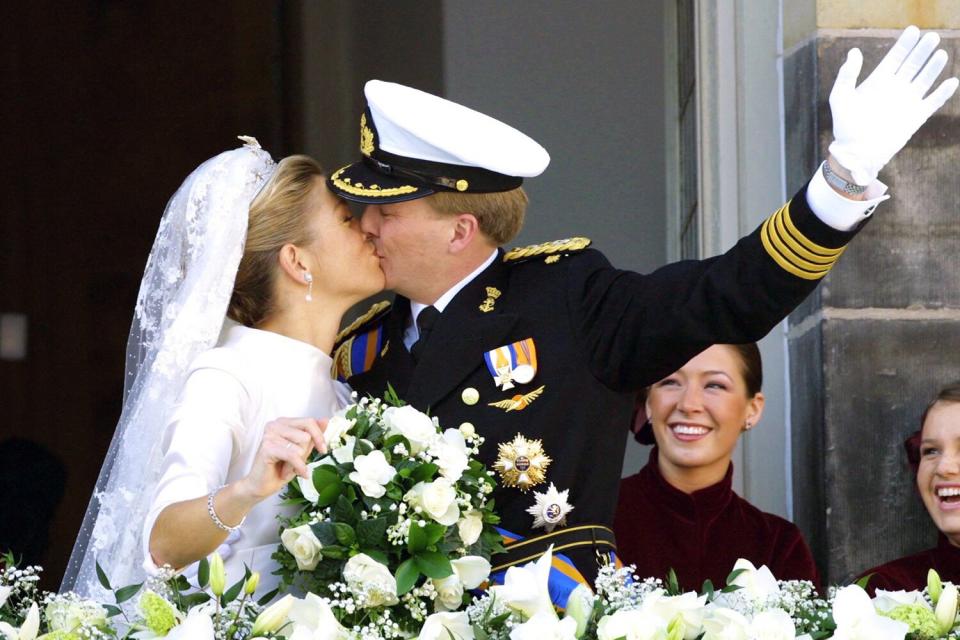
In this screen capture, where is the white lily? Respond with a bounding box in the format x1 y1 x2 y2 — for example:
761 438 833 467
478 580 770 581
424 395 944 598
832 585 908 640
165 609 215 640
642 590 707 639
727 558 780 601
0 602 40 640
489 545 556 620
510 611 578 640
936 582 959 633
287 593 348 640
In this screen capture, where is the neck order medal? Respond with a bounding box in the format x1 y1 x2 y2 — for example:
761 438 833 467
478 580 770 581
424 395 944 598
494 433 551 491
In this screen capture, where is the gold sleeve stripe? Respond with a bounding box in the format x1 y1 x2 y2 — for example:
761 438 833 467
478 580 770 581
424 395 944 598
773 211 840 265
779 204 845 257
760 202 845 281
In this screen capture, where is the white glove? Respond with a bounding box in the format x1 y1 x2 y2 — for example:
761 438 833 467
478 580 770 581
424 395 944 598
828 25 959 185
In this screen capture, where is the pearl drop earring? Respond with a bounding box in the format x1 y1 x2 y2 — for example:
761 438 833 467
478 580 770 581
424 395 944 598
304 272 314 302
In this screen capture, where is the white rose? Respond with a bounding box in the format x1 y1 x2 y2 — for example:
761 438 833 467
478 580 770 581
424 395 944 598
596 609 667 640
457 510 484 546
405 479 460 525
324 414 354 448
727 559 780 602
297 458 332 504
643 590 707 639
701 607 750 640
166 610 215 640
343 554 399 607
280 524 324 571
831 585 909 640
419 612 475 640
748 609 796 640
383 405 439 454
451 556 491 589
511 612 579 640
433 574 465 611
430 429 470 482
287 593 348 640
349 450 396 498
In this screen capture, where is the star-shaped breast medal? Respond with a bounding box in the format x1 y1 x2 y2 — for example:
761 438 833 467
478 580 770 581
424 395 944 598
494 433 552 491
527 483 574 532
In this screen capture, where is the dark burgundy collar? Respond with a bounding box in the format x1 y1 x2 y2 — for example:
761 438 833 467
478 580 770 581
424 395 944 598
640 447 736 521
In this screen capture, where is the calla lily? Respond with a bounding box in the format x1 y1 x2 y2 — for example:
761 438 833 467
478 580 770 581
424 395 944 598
928 569 943 604
564 584 595 638
936 582 958 633
251 594 295 636
0 602 40 640
489 545 556 620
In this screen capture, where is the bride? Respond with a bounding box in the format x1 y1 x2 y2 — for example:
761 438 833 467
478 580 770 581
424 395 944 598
62 138 384 596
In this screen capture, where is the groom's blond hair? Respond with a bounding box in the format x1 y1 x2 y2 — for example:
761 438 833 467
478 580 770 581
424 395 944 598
228 155 324 327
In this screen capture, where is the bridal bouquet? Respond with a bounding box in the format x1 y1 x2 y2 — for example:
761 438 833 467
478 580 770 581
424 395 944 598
274 390 504 639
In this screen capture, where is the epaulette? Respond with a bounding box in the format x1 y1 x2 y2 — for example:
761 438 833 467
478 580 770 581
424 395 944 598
332 300 391 382
502 237 592 265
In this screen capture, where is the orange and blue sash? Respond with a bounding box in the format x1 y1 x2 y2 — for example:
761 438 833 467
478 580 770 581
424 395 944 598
489 527 620 608
333 326 385 382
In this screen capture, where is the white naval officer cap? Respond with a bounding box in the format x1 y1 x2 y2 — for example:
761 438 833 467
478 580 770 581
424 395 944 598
327 80 551 204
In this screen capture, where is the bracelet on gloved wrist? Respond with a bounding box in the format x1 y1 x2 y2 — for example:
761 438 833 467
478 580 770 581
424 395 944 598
207 485 246 533
822 160 868 196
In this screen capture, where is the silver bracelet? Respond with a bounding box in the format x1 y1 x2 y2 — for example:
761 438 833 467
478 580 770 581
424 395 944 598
822 160 868 196
207 485 246 533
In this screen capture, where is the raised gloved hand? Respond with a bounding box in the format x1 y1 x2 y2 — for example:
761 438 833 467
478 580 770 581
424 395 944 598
828 25 959 186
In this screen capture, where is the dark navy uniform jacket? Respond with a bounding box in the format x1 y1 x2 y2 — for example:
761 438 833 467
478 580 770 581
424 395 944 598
335 183 858 580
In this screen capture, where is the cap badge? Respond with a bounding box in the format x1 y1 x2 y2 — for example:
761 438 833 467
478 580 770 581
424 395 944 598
478 286 501 313
456 179 469 192
494 433 552 491
360 113 375 156
487 384 545 413
484 338 537 390
527 483 574 531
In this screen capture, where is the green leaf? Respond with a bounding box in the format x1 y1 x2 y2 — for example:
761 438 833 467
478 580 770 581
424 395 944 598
408 522 428 553
666 568 680 595
415 551 453 579
357 517 389 548
197 557 210 589
104 604 122 618
115 583 142 603
334 523 357 546
855 573 873 590
422 523 445 547
474 625 490 640
96 562 112 591
410 463 439 483
257 588 280 606
396 557 420 595
313 467 345 508
333 495 358 525
180 592 211 609
362 549 389 565
311 521 339 546
321 545 349 560
221 575 244 605
725 567 747 586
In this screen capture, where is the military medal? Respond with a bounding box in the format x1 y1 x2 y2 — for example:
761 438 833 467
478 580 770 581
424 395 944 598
484 338 538 390
527 483 574 532
494 434 551 491
487 385 545 412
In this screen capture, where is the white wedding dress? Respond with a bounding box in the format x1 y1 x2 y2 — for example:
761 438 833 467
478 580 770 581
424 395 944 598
142 324 350 593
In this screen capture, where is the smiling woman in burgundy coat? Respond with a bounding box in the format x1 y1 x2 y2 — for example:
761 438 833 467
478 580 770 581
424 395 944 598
613 343 820 592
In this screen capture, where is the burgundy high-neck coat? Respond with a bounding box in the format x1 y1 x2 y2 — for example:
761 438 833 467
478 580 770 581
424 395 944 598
614 449 820 592
860 534 960 594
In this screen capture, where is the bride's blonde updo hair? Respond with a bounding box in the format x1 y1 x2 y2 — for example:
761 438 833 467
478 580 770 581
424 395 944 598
228 155 325 327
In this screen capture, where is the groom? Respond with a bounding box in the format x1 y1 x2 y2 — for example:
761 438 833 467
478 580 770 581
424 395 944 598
325 28 956 599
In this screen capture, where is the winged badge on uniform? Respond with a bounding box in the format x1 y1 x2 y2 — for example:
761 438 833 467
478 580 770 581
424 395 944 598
487 385 545 412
